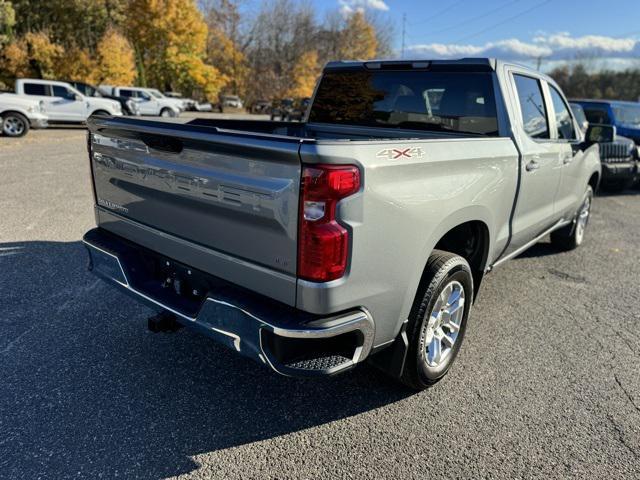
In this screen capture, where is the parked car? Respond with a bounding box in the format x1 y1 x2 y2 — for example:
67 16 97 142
288 97 311 121
164 91 197 111
571 99 640 145
144 88 186 112
66 81 140 116
249 100 271 114
194 102 213 112
0 93 48 137
270 97 294 120
571 101 638 191
14 79 122 122
83 58 603 390
105 86 180 117
219 94 243 112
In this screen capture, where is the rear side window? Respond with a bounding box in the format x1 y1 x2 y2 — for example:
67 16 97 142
583 106 611 124
549 86 576 140
513 74 549 139
309 70 499 135
23 83 48 96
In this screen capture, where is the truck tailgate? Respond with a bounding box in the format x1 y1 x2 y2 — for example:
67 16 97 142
87 117 302 304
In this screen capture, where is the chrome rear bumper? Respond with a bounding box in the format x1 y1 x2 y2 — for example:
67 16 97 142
83 228 374 376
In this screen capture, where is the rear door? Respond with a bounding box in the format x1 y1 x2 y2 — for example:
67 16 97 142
504 69 563 253
88 117 302 285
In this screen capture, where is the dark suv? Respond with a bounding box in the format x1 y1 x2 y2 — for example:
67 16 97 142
570 101 638 191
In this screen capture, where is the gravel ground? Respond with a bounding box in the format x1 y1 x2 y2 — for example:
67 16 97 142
1 127 639 479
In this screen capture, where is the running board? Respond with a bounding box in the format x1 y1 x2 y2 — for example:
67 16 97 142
490 218 571 269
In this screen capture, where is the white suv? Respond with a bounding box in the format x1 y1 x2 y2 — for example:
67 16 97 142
15 79 122 122
109 87 181 117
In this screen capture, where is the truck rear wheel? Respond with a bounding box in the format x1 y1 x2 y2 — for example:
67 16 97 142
550 185 593 251
400 250 473 390
2 112 29 137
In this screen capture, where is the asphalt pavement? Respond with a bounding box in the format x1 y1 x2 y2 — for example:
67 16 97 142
1 127 639 479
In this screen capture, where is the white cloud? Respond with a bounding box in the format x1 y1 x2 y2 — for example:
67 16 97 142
339 0 390 16
409 39 551 59
405 33 640 70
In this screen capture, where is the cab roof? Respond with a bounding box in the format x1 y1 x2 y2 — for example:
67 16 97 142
324 57 498 72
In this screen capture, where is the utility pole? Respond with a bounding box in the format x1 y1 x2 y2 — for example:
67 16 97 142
401 13 406 59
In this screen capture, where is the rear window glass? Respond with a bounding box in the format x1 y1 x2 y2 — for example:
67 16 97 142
309 70 499 136
23 83 48 96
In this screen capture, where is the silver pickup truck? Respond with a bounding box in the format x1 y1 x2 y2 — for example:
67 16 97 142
83 58 608 390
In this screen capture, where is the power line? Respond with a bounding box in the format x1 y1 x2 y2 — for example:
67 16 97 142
455 0 553 43
409 0 468 27
420 0 526 38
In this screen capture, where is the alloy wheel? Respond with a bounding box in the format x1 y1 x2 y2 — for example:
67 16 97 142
424 280 465 367
3 116 26 136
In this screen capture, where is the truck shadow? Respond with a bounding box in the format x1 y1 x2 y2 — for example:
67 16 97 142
0 240 412 479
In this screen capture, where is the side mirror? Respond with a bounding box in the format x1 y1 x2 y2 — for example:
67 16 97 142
74 94 83 101
585 123 616 144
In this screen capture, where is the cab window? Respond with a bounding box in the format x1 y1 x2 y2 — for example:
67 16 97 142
513 74 550 139
23 83 48 96
549 86 576 140
52 85 76 100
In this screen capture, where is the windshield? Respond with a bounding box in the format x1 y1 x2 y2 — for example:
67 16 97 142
309 70 499 136
148 89 164 99
612 104 640 128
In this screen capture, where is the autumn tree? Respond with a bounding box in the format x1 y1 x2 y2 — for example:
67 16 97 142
55 47 98 83
202 0 249 97
339 11 377 60
0 31 64 82
95 28 136 84
125 0 226 99
8 0 127 51
247 0 317 100
288 50 319 98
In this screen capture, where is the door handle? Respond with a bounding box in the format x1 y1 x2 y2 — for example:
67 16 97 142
563 154 574 165
525 156 540 172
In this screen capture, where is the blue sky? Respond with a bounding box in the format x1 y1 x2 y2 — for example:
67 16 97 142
315 0 640 70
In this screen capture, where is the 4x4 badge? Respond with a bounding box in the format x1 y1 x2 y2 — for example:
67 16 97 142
376 147 425 160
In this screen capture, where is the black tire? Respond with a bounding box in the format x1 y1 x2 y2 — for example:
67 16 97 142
160 108 175 118
1 112 30 137
400 250 474 390
550 185 593 251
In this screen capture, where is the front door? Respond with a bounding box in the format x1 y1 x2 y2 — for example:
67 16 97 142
50 85 85 121
505 71 563 254
547 84 584 219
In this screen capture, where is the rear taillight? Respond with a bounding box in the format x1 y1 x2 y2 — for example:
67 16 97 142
298 164 360 282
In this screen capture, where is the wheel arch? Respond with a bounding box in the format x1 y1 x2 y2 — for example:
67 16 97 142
588 170 600 193
399 207 495 331
0 109 30 120
90 109 111 117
